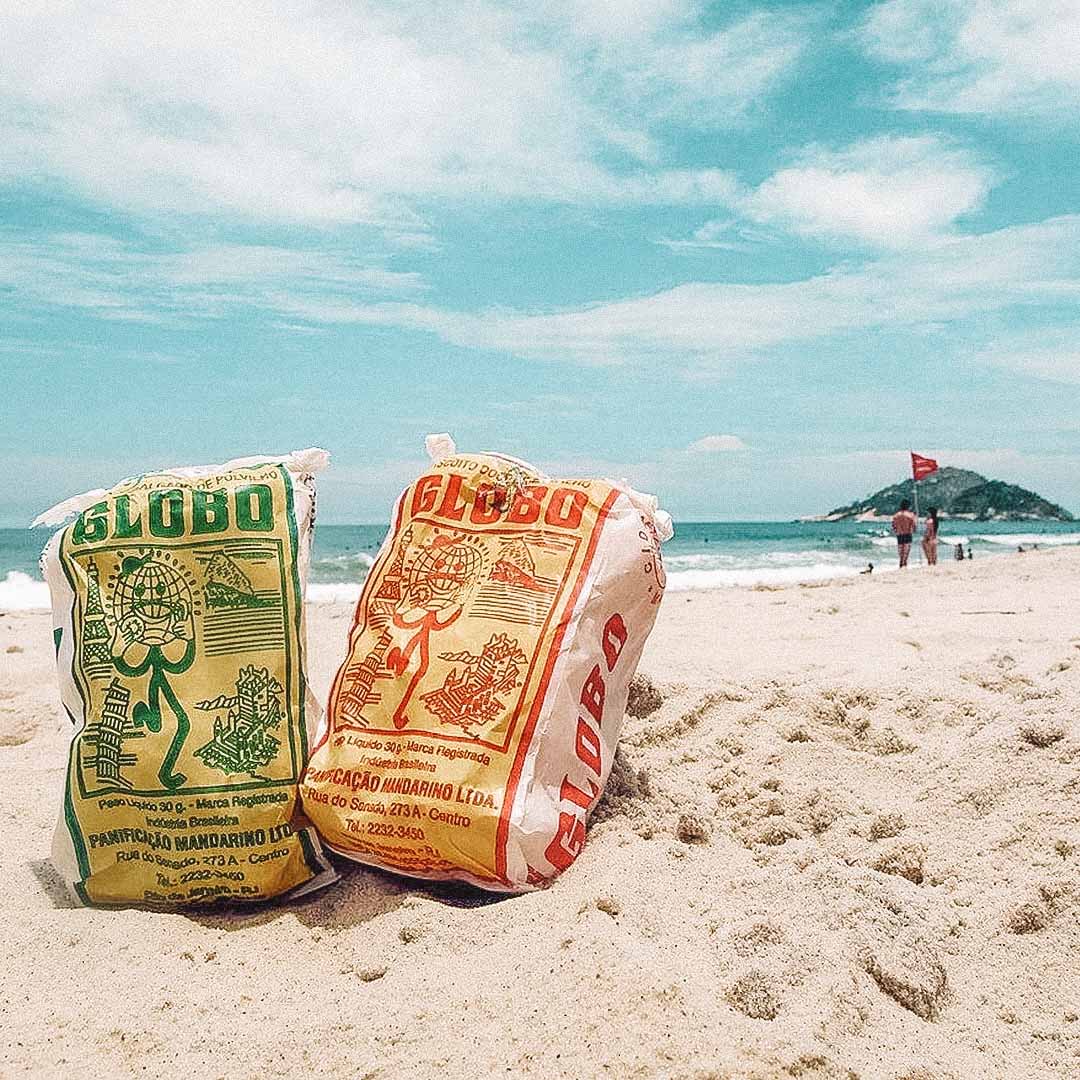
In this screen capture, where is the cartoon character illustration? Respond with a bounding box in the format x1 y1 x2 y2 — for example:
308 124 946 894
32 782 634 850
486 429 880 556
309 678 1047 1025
108 552 196 789
385 532 485 729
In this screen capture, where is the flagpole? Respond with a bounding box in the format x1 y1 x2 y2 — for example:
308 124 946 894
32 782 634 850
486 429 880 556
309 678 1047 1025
911 452 923 565
909 453 940 566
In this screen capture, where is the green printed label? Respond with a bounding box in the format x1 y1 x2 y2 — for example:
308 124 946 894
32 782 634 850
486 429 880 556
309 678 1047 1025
59 465 320 905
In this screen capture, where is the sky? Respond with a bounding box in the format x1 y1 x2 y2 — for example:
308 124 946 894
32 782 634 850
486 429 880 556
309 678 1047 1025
2 0 1079 524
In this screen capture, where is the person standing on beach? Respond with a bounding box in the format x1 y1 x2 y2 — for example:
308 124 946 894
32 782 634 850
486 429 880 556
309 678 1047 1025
892 499 917 568
922 507 939 566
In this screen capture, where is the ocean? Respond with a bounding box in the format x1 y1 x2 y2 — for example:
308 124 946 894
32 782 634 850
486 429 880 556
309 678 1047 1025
4 519 1080 611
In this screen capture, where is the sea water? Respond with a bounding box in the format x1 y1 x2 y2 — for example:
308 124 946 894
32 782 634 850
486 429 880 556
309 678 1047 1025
5 520 1080 610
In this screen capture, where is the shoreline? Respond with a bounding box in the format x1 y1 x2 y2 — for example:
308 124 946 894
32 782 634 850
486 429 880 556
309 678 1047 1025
2 532 1078 611
2 546 1078 1078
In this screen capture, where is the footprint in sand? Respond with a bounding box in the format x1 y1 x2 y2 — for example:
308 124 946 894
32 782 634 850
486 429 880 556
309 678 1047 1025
1005 880 1076 933
872 842 926 885
626 674 665 718
731 921 785 957
676 812 711 845
0 702 39 746
868 813 906 841
625 692 727 748
1005 901 1049 934
726 971 781 1020
590 749 653 828
859 932 948 1021
1019 724 1065 747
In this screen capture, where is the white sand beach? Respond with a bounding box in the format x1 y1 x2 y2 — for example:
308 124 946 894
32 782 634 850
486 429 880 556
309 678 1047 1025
2 548 1078 1079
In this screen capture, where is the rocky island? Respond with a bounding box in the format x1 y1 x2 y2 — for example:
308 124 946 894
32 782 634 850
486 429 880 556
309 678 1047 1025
817 466 1074 522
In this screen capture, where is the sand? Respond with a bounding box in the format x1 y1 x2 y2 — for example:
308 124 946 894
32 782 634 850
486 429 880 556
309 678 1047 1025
2 547 1078 1079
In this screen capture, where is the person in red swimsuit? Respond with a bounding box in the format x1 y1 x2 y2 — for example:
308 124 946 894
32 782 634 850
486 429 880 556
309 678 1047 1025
891 499 917 568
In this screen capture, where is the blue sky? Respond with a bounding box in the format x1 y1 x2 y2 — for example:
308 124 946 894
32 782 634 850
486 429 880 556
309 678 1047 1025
2 0 1079 524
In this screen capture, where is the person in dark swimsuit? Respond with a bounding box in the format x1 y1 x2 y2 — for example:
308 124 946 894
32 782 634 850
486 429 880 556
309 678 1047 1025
922 506 939 565
891 499 917 568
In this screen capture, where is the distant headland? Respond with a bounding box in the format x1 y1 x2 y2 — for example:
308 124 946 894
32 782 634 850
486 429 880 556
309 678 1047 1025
810 467 1074 523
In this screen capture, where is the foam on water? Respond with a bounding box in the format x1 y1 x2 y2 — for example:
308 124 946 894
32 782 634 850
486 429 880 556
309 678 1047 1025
311 551 376 568
3 565 889 607
666 549 858 569
870 533 980 548
0 571 51 611
665 562 885 591
4 520 1078 608
307 582 364 605
973 532 1080 547
868 530 1080 549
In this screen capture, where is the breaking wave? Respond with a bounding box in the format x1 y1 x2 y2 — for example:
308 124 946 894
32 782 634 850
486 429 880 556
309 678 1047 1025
664 563 880 591
4 523 1079 610
307 582 364 605
0 571 51 611
972 532 1080 547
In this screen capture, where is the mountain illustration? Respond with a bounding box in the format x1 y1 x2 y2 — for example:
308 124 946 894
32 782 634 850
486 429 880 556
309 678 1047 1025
203 552 276 609
489 538 548 592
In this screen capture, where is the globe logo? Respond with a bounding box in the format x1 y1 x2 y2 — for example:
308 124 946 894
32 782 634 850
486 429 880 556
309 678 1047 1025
405 539 483 609
113 554 192 647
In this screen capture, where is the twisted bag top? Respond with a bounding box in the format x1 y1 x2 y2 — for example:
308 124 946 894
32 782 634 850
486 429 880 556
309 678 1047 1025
302 435 671 891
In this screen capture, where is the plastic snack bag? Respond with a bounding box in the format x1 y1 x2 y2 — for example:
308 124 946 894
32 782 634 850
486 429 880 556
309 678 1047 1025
34 451 336 907
302 434 671 890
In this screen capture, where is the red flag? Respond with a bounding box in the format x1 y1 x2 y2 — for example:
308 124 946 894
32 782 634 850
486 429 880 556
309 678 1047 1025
911 452 938 481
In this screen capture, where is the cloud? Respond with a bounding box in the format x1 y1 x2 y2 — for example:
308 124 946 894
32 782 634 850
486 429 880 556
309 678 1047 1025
326 213 1079 365
163 247 427 293
688 434 748 452
576 6 813 130
489 394 594 420
977 329 1080 385
0 2 809 227
658 135 994 251
996 351 1080 385
0 232 428 322
657 218 779 252
10 213 1079 368
738 136 994 248
861 0 1080 117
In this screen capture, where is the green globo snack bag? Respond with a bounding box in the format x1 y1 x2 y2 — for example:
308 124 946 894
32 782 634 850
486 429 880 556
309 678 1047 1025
35 450 336 907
